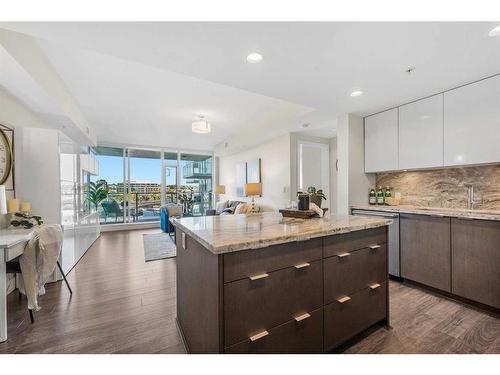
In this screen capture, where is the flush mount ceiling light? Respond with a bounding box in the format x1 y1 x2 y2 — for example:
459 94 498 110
246 52 263 64
489 25 500 37
191 115 211 134
350 90 363 97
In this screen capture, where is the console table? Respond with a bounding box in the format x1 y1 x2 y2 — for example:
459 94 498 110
0 228 33 342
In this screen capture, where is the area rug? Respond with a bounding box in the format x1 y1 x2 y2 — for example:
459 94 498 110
143 232 176 262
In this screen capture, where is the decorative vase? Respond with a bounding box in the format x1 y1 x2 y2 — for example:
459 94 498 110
297 194 310 210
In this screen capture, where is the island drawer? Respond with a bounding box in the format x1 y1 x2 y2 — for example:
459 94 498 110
223 238 323 283
224 259 323 347
324 282 387 351
323 227 386 258
324 244 387 304
225 308 323 354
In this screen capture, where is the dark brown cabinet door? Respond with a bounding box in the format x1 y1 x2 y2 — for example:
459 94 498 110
400 214 451 292
452 218 500 309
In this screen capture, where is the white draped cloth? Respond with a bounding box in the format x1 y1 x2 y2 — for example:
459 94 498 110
18 225 63 311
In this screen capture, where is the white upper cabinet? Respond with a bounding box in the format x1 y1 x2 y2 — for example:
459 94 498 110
444 75 500 166
399 94 444 170
364 108 399 173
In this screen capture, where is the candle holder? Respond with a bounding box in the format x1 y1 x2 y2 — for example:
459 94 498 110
10 212 44 229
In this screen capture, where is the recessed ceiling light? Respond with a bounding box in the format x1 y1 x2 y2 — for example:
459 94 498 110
350 90 363 97
489 25 500 37
191 115 211 134
246 52 263 64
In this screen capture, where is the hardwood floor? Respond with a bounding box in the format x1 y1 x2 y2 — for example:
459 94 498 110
1 229 498 354
0 228 184 354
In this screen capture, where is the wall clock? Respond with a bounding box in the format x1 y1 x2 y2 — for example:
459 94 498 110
0 128 13 185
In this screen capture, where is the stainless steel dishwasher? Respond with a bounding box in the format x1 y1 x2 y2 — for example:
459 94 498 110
351 209 400 277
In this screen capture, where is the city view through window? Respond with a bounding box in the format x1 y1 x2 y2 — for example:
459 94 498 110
90 147 213 225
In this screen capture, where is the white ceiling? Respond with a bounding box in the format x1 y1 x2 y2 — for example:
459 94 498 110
0 22 499 149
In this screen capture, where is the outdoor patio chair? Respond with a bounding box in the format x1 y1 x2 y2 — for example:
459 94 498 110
101 200 123 223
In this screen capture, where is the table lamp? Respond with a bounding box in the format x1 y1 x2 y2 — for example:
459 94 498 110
20 201 32 214
244 183 262 203
214 185 225 194
214 185 226 202
7 198 19 213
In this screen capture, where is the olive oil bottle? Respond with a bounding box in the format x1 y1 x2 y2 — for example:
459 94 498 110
384 186 392 202
369 187 377 205
377 186 385 205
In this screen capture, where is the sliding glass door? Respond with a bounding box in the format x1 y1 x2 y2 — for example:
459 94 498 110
180 153 213 216
91 146 126 224
163 151 179 205
126 148 162 223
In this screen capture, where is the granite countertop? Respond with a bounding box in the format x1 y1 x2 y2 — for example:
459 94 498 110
172 212 391 254
0 228 34 248
351 204 500 221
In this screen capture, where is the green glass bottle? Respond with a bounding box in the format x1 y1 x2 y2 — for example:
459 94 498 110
369 187 377 205
385 186 392 199
377 186 384 205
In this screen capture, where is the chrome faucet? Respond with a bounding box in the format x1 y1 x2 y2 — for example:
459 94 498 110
467 185 481 210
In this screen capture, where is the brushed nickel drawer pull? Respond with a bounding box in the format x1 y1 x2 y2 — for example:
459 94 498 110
249 273 269 281
181 232 187 250
294 262 310 269
369 245 381 250
336 295 351 303
249 330 269 342
369 283 381 289
337 252 351 258
294 312 311 322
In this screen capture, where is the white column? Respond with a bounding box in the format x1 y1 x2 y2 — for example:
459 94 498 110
336 114 376 215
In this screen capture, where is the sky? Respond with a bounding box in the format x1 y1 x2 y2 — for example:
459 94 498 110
92 155 178 185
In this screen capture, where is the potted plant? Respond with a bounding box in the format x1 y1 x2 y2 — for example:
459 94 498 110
88 181 109 211
307 186 327 208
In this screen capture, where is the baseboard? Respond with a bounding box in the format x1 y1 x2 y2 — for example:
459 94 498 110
100 222 159 232
400 278 500 318
175 317 190 354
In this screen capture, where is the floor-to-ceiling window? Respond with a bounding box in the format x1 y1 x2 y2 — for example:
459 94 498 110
91 146 213 225
180 153 213 216
91 146 126 224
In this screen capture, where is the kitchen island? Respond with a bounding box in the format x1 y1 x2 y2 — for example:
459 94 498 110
172 212 392 353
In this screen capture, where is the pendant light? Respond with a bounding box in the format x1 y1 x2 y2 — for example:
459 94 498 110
191 115 211 134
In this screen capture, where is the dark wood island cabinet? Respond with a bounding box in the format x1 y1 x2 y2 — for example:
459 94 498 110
173 213 391 354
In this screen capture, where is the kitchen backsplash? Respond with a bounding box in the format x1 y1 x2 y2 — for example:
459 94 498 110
376 164 500 210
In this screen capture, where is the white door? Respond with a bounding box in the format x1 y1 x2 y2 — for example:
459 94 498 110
364 108 399 172
399 94 444 169
298 141 330 210
444 75 500 166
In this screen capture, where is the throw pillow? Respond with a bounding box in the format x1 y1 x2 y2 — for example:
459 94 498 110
234 203 252 215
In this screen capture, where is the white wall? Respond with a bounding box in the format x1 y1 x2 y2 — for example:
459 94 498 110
337 114 375 215
15 127 62 224
329 137 337 213
218 134 291 211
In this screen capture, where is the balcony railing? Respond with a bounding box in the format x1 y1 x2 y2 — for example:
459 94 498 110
96 187 213 224
98 192 161 224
